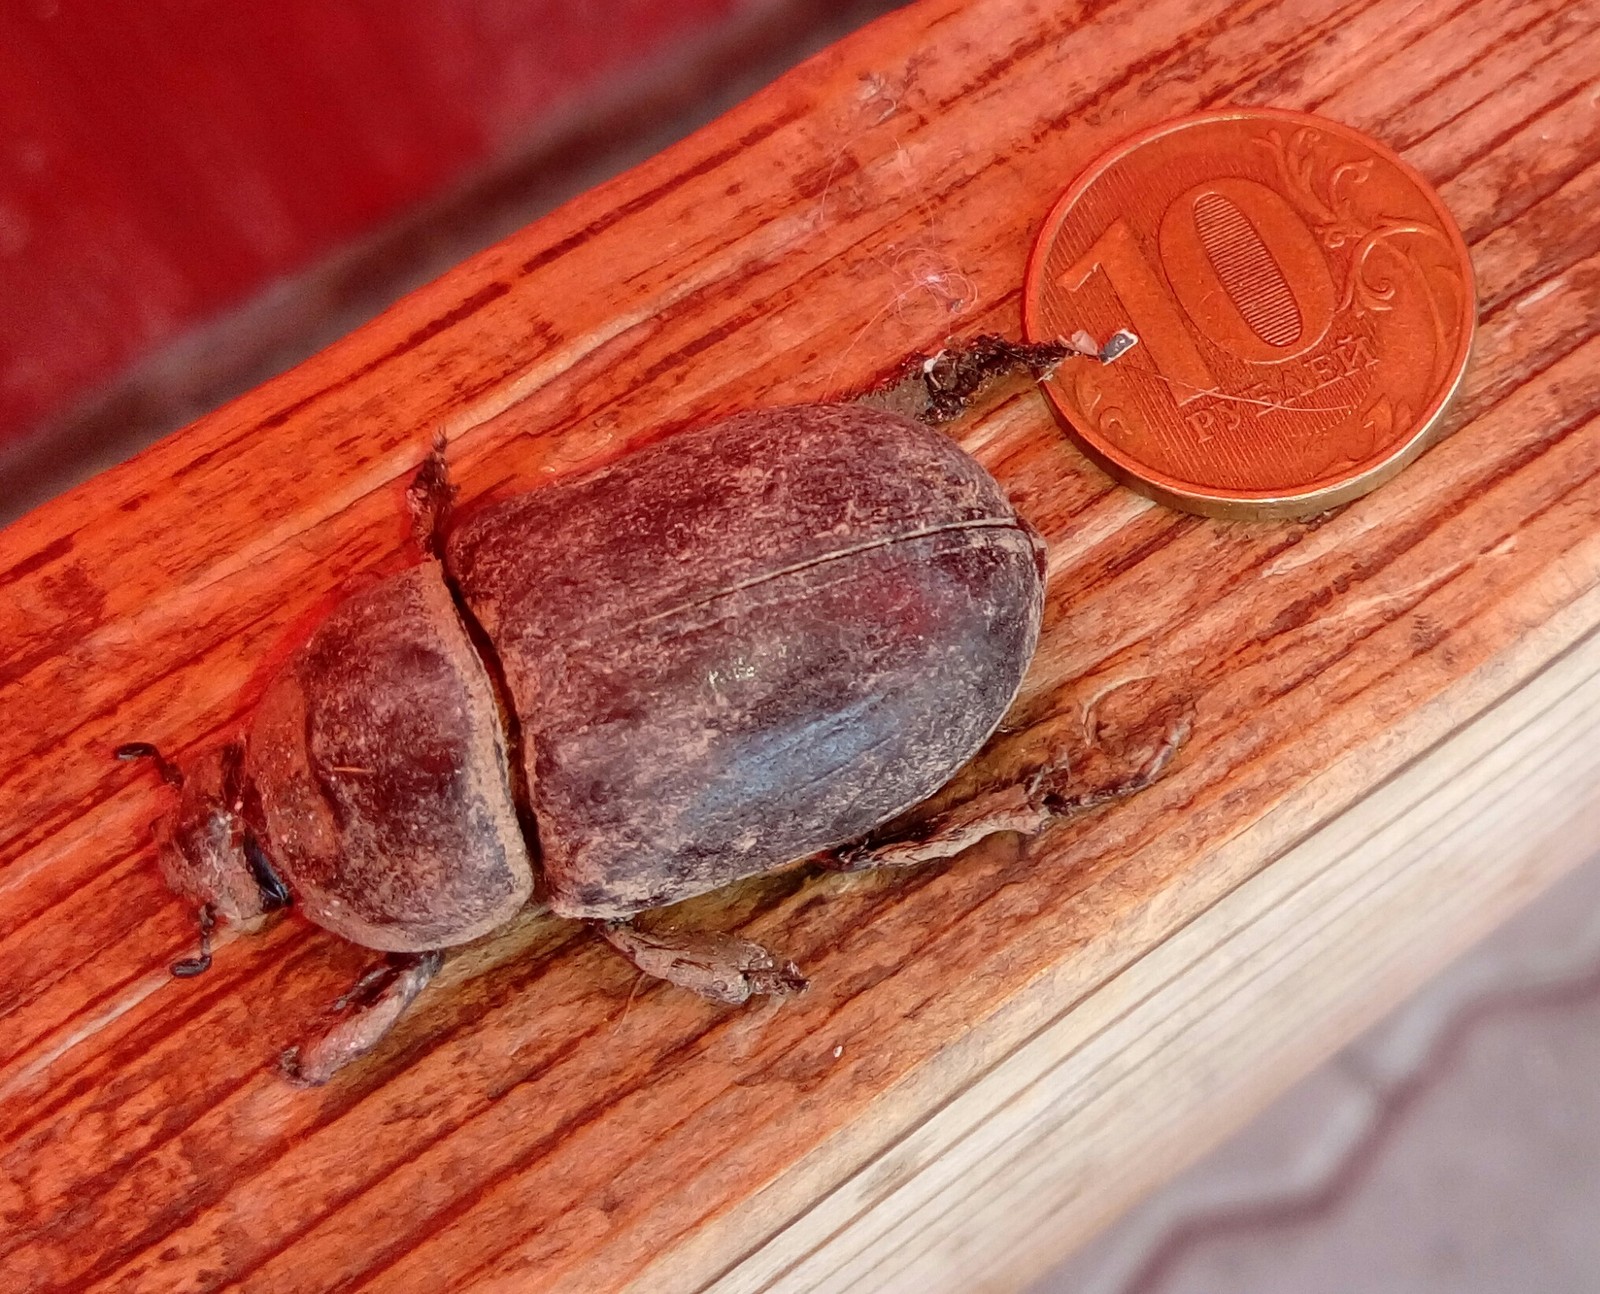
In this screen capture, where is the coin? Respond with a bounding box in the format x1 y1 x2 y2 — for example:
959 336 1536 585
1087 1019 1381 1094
1024 108 1475 520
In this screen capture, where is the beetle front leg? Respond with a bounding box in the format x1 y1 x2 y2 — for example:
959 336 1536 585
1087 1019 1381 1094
596 921 808 1005
280 949 444 1086
406 433 456 559
855 329 1138 425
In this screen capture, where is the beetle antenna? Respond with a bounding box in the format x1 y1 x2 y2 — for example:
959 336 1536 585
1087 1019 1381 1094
171 904 216 977
115 741 184 788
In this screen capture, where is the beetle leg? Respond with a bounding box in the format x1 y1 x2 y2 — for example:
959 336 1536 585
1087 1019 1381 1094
855 331 1135 426
820 782 1050 872
280 949 444 1087
823 705 1192 873
406 433 456 558
597 921 808 1005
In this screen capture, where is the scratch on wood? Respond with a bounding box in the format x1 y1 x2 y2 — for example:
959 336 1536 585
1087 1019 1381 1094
0 967 175 1103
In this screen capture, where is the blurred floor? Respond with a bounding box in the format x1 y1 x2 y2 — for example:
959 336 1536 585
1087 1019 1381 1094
1032 849 1600 1294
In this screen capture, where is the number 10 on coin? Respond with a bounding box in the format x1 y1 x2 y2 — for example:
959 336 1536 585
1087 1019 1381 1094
1025 108 1474 520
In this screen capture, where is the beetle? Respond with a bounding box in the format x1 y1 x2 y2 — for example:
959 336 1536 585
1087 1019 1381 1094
119 332 1171 1085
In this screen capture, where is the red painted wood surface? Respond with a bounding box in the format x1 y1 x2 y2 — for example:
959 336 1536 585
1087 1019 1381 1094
0 0 763 447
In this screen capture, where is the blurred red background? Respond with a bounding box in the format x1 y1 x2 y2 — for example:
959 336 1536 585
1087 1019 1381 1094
0 0 898 510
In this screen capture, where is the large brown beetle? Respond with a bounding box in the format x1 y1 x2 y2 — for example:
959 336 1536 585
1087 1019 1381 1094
119 332 1174 1086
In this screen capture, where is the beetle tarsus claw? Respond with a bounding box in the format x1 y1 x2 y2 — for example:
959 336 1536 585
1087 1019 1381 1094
170 903 216 977
1097 329 1139 364
1035 698 1194 818
756 960 809 998
116 740 185 788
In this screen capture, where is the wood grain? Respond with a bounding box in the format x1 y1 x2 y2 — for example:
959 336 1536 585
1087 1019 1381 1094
3 1 1598 1290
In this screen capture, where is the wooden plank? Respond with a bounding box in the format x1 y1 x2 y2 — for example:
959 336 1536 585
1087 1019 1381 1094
2 1 1598 1291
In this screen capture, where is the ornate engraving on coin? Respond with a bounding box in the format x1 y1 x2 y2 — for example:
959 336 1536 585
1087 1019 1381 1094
1025 108 1475 519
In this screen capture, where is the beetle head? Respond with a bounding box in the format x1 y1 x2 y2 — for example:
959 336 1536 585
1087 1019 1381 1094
118 740 288 939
